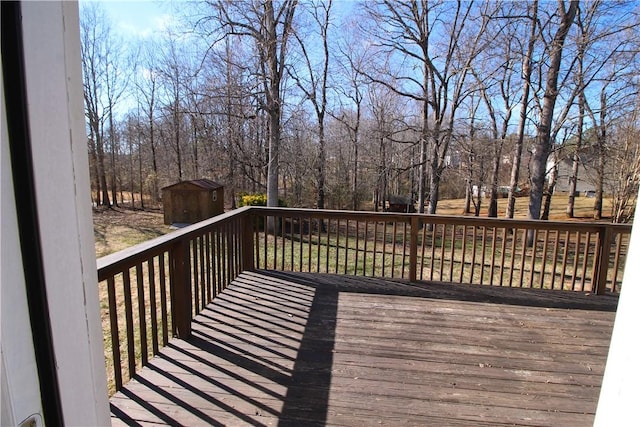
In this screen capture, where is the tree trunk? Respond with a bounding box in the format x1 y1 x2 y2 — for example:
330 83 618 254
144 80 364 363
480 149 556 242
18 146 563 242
507 0 538 219
593 141 605 220
541 153 558 220
487 150 501 218
566 93 584 218
464 182 471 214
317 117 326 210
528 1 578 224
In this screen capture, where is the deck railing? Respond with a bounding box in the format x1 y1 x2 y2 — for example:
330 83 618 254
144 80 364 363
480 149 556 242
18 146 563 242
96 208 253 394
97 206 631 394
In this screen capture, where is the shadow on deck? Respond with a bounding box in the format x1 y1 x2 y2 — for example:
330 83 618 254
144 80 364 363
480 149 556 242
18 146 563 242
110 270 618 426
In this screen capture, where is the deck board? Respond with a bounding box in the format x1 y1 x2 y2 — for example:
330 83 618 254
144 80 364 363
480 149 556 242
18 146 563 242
110 270 617 426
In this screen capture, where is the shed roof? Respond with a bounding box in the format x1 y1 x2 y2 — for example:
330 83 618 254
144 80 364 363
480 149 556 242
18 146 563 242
162 179 223 191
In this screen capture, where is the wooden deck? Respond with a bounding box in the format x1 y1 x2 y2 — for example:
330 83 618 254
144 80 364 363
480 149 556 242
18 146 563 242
110 270 618 426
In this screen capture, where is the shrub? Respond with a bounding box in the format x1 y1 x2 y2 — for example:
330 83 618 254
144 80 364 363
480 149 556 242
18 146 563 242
239 193 267 207
238 193 287 208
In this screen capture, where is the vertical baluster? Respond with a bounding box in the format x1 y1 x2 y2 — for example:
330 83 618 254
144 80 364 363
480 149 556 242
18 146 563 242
279 215 287 271
498 227 507 287
581 231 591 291
148 258 158 356
192 239 199 315
439 224 446 281
480 226 487 284
236 219 242 278
253 217 260 272
470 226 477 284
122 269 136 378
391 221 398 278
215 229 222 294
507 228 517 287
335 219 341 274
560 230 570 290
528 229 538 288
611 233 623 291
299 216 304 272
159 253 168 346
106 277 122 391
409 217 418 282
363 221 369 276
402 221 408 279
135 264 148 366
517 229 527 287
205 232 212 303
372 221 378 276
489 227 498 285
354 221 360 275
571 231 581 291
550 230 560 290
307 216 312 272
459 225 467 283
326 218 331 274
291 216 296 271
448 224 455 281
262 215 268 269
539 230 550 289
429 223 437 281
226 222 233 287
419 221 427 281
315 217 321 273
382 221 388 277
199 236 206 309
343 218 348 274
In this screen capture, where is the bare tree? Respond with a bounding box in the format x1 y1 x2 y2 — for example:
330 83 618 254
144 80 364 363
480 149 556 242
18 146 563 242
528 0 578 223
360 0 491 214
564 0 640 218
506 0 538 219
474 10 521 217
135 43 161 201
333 17 367 210
211 0 298 219
610 101 640 223
290 0 332 210
80 3 114 206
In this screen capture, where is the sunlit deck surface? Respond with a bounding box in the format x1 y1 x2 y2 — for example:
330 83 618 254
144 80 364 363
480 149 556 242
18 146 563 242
110 270 618 426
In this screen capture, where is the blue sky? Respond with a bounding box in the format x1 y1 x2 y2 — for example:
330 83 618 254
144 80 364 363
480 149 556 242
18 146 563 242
86 0 175 39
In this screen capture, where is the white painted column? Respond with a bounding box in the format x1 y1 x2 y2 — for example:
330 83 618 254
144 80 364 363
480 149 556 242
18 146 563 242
595 194 640 425
17 1 110 424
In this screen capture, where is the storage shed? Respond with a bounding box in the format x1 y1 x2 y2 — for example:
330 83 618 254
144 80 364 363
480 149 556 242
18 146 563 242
161 179 224 225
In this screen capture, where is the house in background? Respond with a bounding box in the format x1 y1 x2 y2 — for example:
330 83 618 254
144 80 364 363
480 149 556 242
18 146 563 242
162 179 224 225
549 145 603 195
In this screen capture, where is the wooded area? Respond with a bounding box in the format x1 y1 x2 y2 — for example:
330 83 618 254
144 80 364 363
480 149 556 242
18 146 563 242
81 0 640 222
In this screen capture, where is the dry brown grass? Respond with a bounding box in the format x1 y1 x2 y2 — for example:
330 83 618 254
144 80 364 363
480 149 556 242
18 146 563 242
435 194 612 220
93 206 171 258
93 195 613 258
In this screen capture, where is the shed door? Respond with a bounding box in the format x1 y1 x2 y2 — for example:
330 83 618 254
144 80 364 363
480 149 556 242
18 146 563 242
172 191 200 224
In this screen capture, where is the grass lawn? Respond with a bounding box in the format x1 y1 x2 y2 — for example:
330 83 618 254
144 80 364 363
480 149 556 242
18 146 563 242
93 195 612 258
93 206 171 258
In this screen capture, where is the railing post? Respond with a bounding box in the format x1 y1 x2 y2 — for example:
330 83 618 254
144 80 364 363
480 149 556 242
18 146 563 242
409 216 418 282
170 238 192 338
242 212 255 272
594 225 613 295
